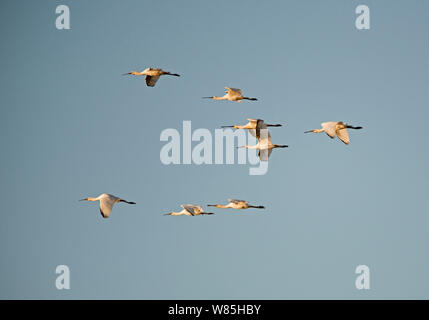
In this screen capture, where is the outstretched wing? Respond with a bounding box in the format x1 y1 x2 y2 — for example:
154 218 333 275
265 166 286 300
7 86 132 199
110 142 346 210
99 198 116 218
228 199 248 205
247 119 266 138
258 149 272 161
146 75 160 87
258 130 272 145
336 128 350 145
321 122 337 139
248 129 258 138
181 204 203 215
225 87 242 97
247 118 259 125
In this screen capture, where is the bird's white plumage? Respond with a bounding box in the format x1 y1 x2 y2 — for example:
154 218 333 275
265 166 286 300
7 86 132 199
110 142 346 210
208 199 265 210
307 121 361 145
321 122 337 139
124 67 179 87
99 194 117 218
80 193 135 219
336 128 350 144
205 87 257 102
166 204 212 216
182 204 204 215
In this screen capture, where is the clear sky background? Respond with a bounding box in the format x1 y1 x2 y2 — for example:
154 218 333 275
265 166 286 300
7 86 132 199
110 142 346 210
1 0 429 299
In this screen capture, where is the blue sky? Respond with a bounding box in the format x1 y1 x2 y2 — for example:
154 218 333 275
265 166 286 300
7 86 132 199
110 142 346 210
1 0 429 299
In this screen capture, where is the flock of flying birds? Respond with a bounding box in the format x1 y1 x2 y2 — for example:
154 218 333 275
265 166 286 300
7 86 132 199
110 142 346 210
80 67 363 218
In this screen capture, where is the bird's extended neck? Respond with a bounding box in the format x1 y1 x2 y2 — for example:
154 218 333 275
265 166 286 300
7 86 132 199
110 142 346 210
213 96 227 100
165 211 183 216
238 145 258 150
124 71 142 76
305 129 324 133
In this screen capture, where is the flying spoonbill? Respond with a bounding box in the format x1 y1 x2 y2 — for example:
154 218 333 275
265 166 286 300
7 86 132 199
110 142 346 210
208 199 265 210
238 130 288 161
123 67 180 87
203 87 257 102
222 118 282 139
79 193 136 218
305 121 362 145
164 204 214 216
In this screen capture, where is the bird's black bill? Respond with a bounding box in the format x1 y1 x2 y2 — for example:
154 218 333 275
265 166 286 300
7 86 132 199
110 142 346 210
120 200 136 204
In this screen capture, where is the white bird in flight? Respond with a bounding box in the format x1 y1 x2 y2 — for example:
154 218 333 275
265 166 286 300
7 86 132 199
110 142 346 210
123 67 180 87
222 118 282 139
164 204 214 216
305 121 363 145
203 87 258 102
79 193 136 218
238 130 288 161
208 199 265 210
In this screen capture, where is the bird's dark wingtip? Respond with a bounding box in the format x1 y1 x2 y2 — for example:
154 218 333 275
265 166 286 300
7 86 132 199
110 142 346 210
100 209 107 218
